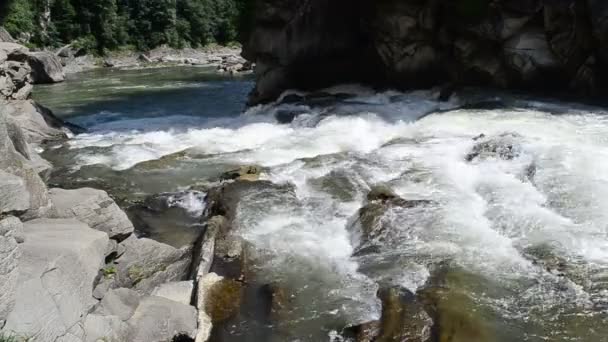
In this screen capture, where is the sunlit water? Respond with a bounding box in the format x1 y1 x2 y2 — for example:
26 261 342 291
35 68 608 341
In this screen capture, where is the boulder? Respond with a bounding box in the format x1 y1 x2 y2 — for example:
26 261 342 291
114 235 191 295
24 51 65 83
47 187 135 241
151 281 194 305
465 132 522 162
3 219 109 341
0 111 51 218
4 100 69 144
128 296 197 342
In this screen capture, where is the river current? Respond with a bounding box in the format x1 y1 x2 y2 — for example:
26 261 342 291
35 67 608 341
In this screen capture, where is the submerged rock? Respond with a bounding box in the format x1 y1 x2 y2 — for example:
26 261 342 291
465 133 522 162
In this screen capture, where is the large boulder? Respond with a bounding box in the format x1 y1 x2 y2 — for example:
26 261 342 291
113 235 191 295
47 187 135 241
4 100 71 144
21 51 65 84
3 219 109 341
0 111 51 218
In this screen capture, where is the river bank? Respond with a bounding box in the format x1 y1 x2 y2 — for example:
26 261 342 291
59 44 251 76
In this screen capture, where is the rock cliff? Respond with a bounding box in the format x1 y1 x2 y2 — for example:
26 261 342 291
242 0 608 104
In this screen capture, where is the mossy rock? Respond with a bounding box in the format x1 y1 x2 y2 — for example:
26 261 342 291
204 278 243 322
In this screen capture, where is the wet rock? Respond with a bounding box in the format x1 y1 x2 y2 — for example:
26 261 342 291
152 281 194 305
3 218 109 341
113 235 191 295
367 184 399 202
220 165 262 181
47 187 135 241
465 132 521 162
194 272 223 342
191 215 227 279
4 100 71 144
376 287 432 341
204 277 243 322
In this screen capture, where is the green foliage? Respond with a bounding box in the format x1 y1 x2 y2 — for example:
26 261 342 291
3 0 35 38
1 0 252 53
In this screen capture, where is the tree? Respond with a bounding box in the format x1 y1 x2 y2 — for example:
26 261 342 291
3 0 35 39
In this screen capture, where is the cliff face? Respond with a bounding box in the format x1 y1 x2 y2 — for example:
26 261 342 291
242 0 608 104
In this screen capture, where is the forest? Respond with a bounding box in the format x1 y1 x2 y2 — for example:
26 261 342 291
1 0 252 53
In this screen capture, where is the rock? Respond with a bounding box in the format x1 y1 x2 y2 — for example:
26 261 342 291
367 184 399 202
0 171 30 214
128 296 197 342
151 281 194 305
5 60 32 87
29 150 53 180
138 54 153 63
504 29 561 83
0 111 51 218
47 187 135 241
95 288 141 321
0 217 22 326
4 100 70 144
11 83 32 100
92 276 115 300
194 272 223 342
113 235 191 295
375 286 433 341
220 165 262 181
56 44 74 58
23 51 65 83
83 314 132 342
0 76 14 97
465 133 521 162
0 27 15 43
0 42 28 57
3 218 109 341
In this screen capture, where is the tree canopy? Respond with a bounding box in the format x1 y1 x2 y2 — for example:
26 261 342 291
1 0 251 53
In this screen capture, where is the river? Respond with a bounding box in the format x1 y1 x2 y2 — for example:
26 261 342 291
34 66 608 341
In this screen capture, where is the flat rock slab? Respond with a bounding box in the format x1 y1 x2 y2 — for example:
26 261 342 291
152 281 194 305
48 187 135 240
128 296 197 342
3 218 108 341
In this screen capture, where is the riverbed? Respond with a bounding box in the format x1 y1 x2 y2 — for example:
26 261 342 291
34 67 608 341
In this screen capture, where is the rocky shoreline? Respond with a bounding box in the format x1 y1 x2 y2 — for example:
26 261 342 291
58 45 252 76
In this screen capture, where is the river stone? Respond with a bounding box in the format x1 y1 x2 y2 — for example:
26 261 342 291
3 218 109 342
151 281 194 305
114 235 191 295
127 296 197 342
47 187 135 240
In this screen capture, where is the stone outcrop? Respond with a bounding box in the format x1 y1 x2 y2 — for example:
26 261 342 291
243 0 608 104
47 187 135 241
3 218 109 341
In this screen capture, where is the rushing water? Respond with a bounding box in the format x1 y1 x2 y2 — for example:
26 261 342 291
35 67 608 341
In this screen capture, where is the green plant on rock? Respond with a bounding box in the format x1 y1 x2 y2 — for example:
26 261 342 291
128 265 146 285
102 265 117 278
